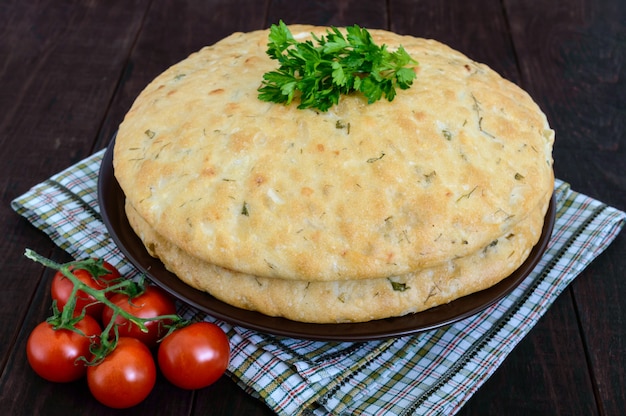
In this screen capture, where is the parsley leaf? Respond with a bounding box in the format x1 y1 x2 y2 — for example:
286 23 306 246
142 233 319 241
258 21 418 112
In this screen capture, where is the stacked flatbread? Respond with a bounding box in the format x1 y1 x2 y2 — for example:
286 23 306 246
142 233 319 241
113 25 554 323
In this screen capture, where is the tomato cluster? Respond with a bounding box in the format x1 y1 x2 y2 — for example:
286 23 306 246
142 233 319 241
25 254 230 409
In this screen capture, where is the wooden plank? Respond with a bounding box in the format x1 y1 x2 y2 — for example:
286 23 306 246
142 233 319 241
95 0 272 150
2 0 621 414
267 0 389 29
390 1 600 414
0 0 146 377
97 3 391 413
3 258 191 415
389 0 520 83
504 0 625 203
505 0 626 414
94 1 276 414
194 376 277 415
462 293 598 415
571 236 626 415
0 0 147 168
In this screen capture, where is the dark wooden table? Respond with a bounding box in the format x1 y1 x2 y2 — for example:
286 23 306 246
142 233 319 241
1 1 624 414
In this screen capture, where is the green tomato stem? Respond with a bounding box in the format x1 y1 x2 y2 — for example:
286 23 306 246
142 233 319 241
25 249 187 361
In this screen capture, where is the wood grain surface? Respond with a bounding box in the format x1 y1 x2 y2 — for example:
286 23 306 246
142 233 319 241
1 1 623 414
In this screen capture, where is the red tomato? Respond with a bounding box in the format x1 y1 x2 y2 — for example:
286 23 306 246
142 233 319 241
157 322 230 390
101 285 176 348
51 260 121 317
26 315 102 383
87 337 156 409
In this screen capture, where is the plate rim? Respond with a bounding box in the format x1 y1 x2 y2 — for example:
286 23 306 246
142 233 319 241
98 138 556 341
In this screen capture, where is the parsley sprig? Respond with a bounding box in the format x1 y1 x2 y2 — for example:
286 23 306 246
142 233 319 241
258 21 418 112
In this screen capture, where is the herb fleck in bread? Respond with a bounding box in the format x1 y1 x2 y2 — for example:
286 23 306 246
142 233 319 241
114 25 554 322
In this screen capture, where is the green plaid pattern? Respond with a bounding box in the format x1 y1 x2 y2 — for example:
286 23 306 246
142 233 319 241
11 149 625 416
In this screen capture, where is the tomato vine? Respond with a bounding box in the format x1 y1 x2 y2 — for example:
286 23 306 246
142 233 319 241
25 249 186 364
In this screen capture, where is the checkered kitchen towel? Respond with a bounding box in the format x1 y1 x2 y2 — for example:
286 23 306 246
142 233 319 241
11 148 625 416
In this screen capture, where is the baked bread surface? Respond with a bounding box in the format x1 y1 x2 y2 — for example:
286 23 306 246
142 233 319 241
126 198 548 323
114 25 554 298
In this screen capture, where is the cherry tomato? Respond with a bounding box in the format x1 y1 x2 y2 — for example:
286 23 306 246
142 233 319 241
51 260 121 317
87 337 156 409
157 322 230 390
101 285 176 348
26 314 102 383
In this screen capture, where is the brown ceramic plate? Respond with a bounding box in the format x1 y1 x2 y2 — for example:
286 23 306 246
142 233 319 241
98 139 555 341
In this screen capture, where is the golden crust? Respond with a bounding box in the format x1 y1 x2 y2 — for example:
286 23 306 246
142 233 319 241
126 197 549 323
114 25 554 284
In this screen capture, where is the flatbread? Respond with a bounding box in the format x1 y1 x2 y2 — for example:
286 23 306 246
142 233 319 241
114 25 555 283
125 196 548 323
